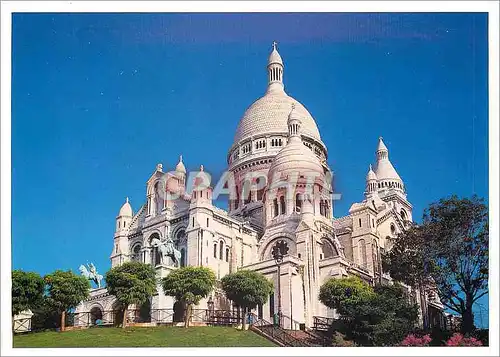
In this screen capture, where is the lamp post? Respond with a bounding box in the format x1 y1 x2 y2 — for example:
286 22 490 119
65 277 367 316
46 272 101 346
272 240 289 328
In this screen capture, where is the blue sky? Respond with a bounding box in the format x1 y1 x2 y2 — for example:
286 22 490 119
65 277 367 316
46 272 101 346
12 13 488 326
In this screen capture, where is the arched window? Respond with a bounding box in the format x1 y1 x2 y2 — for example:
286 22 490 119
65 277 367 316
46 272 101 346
321 239 336 259
132 244 142 262
176 229 186 241
219 241 224 260
400 209 407 221
226 248 230 262
390 224 396 235
295 194 302 213
359 239 367 268
273 198 279 217
149 234 161 266
213 243 217 258
279 196 286 215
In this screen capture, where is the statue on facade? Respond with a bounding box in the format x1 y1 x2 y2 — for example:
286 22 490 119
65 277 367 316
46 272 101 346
151 236 182 267
79 262 103 288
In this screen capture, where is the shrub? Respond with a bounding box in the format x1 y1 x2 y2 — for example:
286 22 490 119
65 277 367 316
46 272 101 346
400 334 432 346
445 333 483 346
331 332 357 347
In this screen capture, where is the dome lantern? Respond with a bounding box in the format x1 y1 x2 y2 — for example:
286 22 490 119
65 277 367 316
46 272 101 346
267 41 284 93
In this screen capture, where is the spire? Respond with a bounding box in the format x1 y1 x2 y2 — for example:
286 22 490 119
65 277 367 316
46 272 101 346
287 103 302 139
365 164 378 196
376 137 389 160
373 137 404 189
119 197 132 217
366 164 377 181
267 41 284 93
175 154 186 174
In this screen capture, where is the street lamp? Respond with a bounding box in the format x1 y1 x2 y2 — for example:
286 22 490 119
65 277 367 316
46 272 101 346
272 240 289 328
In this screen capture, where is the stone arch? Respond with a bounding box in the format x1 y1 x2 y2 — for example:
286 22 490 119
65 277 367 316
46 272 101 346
144 230 163 247
320 237 337 259
400 208 408 221
147 232 162 266
258 232 297 260
131 242 142 262
259 232 296 261
89 303 104 325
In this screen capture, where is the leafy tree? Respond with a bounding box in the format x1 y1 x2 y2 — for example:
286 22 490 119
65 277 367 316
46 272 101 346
30 296 61 331
162 266 216 328
44 270 90 331
12 270 45 317
319 276 374 311
105 262 157 329
338 284 419 346
384 195 488 334
221 270 273 329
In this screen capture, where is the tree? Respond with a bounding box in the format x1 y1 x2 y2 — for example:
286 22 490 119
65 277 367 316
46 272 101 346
30 296 61 331
319 276 374 311
12 270 45 317
382 223 432 328
44 270 90 331
384 195 488 334
338 284 419 346
105 262 157 329
162 266 216 328
221 270 273 329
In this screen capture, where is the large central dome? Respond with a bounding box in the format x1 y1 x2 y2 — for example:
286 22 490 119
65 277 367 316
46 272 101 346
233 91 321 144
231 43 322 147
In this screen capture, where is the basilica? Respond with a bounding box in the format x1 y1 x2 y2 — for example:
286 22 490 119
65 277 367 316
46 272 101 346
76 43 443 328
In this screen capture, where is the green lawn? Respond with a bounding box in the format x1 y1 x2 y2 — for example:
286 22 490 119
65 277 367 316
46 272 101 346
13 326 277 348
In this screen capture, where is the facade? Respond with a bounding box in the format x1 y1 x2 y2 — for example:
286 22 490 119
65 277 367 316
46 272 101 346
76 43 441 328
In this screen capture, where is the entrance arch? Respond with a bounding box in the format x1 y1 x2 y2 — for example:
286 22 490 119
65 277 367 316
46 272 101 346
90 306 103 325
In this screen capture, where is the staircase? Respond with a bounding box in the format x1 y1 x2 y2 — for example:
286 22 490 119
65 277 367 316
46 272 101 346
249 314 329 347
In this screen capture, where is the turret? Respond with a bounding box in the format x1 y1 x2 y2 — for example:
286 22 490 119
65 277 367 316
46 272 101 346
266 41 284 94
374 137 405 195
365 164 378 198
116 197 132 232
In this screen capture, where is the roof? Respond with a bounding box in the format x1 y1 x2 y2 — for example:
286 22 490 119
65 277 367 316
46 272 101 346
118 197 133 217
233 91 321 145
175 155 186 174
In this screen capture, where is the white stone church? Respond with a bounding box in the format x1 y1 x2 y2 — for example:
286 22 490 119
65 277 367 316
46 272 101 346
76 43 443 328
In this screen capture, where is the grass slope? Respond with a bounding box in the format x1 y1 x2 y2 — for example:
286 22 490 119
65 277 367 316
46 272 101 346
14 326 277 348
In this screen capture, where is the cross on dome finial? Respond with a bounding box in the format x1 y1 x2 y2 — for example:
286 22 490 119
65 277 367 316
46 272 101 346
272 41 278 50
126 197 129 203
179 155 183 162
200 164 204 172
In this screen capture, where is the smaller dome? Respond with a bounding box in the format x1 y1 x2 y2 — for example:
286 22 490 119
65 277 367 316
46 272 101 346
175 155 186 174
268 109 323 182
366 164 377 181
119 197 133 217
